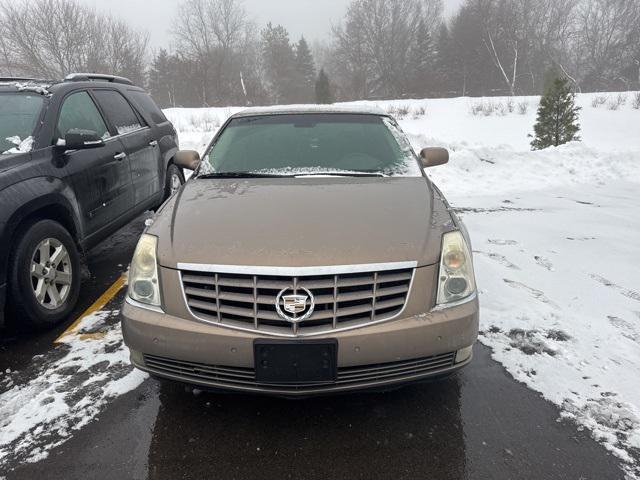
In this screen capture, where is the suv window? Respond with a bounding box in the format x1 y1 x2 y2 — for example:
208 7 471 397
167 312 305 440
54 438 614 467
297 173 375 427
129 91 168 124
93 90 144 135
56 91 109 141
1 93 44 154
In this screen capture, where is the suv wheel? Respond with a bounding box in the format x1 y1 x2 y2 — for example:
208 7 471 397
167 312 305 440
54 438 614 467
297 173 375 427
8 220 81 330
164 163 185 199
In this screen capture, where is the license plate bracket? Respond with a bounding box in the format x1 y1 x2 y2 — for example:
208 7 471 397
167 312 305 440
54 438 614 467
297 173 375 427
254 339 338 384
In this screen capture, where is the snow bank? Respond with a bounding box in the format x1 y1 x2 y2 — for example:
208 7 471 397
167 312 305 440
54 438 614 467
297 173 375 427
165 91 640 153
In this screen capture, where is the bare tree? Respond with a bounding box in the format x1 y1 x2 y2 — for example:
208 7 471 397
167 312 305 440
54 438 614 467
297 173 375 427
173 0 247 105
0 0 148 83
333 0 433 99
421 0 445 34
484 30 518 96
575 0 640 90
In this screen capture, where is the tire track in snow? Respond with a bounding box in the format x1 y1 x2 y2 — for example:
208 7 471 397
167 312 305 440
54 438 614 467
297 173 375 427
590 274 640 302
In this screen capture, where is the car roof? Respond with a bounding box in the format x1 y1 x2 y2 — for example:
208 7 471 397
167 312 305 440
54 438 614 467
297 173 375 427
231 104 388 119
0 74 144 97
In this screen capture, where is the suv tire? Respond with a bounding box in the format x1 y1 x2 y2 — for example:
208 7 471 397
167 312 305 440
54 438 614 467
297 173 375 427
8 220 81 330
164 163 185 200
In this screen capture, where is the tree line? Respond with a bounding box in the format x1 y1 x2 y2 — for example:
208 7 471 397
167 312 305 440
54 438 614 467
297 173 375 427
1 0 639 108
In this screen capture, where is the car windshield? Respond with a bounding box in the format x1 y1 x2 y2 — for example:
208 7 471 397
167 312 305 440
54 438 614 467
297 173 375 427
0 92 44 154
200 114 422 177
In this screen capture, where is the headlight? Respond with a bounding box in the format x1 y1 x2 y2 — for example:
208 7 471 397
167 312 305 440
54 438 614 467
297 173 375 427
128 234 161 307
436 230 476 306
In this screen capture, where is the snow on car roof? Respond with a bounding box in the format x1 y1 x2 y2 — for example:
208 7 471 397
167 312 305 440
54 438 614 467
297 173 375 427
231 104 387 118
0 80 52 95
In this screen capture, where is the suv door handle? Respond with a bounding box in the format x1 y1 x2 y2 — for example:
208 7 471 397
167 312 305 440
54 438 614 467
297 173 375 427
114 152 127 161
149 140 158 147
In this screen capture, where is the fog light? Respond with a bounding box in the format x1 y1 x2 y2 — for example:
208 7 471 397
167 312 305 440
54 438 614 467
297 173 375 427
455 346 473 363
446 277 468 295
133 279 154 298
129 349 145 366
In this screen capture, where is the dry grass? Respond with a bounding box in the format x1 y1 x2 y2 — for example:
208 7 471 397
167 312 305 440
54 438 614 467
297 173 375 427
607 93 627 111
591 95 608 108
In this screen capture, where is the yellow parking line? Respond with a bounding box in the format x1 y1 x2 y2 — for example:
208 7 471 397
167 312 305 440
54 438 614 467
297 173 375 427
54 274 126 343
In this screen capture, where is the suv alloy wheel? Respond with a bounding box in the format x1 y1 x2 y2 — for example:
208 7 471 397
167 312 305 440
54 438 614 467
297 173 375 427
8 220 81 330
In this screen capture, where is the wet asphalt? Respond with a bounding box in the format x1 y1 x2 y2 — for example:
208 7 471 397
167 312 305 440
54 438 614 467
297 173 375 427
0 217 628 480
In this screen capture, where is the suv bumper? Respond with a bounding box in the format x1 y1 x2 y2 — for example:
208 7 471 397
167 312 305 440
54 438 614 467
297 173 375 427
122 294 479 396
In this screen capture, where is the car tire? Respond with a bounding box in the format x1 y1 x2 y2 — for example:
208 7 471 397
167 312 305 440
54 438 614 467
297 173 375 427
8 219 81 331
164 163 185 200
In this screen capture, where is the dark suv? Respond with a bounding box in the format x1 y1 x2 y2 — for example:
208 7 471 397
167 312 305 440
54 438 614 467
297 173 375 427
0 73 182 330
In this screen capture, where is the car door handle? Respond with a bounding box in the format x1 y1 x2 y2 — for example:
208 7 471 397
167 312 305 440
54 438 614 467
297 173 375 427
149 140 158 147
114 153 127 161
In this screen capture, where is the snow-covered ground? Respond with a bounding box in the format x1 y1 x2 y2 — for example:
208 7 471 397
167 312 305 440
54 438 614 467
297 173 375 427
0 92 638 474
166 92 640 476
0 302 147 466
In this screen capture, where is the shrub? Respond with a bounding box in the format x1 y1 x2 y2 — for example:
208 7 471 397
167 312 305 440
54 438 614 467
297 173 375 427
633 92 640 110
517 101 528 115
395 104 410 119
412 105 426 118
591 95 607 108
607 93 626 110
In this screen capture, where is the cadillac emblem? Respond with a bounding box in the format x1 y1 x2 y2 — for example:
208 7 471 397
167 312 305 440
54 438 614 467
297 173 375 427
275 287 315 323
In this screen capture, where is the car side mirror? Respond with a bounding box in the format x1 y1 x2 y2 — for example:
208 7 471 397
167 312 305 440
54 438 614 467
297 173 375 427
174 150 201 171
62 129 104 150
419 147 449 168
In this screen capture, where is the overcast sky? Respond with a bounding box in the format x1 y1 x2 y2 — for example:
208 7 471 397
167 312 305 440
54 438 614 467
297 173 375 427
76 0 464 50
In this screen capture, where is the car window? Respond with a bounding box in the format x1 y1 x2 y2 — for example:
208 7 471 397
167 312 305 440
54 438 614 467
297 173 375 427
93 90 144 135
56 91 110 142
129 91 168 124
203 114 422 177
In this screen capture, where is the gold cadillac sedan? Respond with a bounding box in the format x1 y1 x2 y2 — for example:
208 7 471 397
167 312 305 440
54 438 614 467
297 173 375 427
122 106 479 396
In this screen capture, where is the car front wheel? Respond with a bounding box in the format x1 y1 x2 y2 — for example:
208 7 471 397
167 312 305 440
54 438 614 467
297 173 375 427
8 219 81 330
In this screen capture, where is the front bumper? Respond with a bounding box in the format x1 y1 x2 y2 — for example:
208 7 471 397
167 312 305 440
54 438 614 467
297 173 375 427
122 292 479 396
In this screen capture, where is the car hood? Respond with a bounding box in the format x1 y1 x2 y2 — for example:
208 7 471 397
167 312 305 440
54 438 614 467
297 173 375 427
150 177 455 269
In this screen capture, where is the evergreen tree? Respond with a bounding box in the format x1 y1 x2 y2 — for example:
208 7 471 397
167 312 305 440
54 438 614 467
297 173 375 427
315 68 333 104
294 37 316 102
408 19 435 97
531 77 581 150
148 49 175 108
261 23 297 104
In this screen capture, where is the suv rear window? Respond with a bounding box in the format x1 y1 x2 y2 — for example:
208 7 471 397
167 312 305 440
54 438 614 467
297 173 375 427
129 91 168 125
93 90 144 135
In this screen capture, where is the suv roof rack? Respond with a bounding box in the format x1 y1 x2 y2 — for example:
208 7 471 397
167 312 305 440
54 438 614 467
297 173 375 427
64 73 134 86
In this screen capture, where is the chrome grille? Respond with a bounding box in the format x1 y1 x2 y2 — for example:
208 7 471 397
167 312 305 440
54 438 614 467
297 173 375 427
143 351 455 391
180 266 414 336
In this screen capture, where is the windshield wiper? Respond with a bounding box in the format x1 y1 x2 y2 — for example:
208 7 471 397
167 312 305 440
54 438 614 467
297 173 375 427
293 172 388 178
199 171 389 179
197 172 295 179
